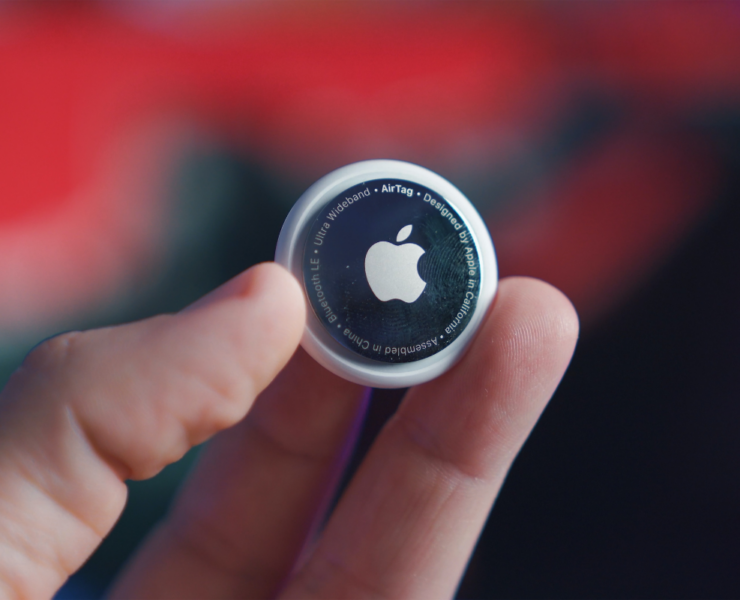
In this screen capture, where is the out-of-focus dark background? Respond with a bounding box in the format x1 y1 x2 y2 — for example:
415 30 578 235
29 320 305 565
1 1 739 598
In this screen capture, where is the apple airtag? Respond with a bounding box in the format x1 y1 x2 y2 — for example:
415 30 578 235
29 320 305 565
275 160 497 388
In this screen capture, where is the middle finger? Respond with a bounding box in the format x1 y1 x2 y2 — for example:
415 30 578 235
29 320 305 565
110 349 368 600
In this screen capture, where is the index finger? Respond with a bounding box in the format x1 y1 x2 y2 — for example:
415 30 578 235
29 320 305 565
283 277 579 599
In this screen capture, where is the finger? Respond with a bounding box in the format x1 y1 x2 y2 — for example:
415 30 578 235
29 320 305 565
283 277 579 600
110 349 369 600
0 263 304 599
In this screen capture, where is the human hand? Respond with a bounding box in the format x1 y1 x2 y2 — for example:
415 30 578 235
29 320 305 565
0 263 577 599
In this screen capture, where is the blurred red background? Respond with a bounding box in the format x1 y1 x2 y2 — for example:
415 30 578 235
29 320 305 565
1 1 738 333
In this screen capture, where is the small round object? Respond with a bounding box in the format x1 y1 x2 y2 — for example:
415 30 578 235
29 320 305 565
275 160 497 388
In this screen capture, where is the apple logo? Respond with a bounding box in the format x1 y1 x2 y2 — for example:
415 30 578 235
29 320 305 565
365 224 427 303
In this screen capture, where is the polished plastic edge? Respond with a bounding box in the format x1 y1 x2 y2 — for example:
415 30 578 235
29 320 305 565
275 159 498 388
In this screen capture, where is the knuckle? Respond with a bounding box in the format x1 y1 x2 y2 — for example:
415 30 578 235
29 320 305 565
393 411 491 483
23 331 83 374
193 369 254 437
7 332 86 396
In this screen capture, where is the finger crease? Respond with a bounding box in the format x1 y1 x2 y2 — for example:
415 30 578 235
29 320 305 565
393 412 490 484
4 462 103 577
166 514 280 588
302 551 391 600
247 420 335 465
64 404 133 483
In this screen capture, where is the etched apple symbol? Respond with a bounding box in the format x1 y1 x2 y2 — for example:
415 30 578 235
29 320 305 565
364 224 427 303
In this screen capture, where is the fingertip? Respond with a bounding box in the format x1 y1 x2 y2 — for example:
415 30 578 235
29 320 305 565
407 276 580 458
235 262 302 302
463 276 580 434
185 262 306 324
171 262 308 432
495 276 580 355
238 262 307 345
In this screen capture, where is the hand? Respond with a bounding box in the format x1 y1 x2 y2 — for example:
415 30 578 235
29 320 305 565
0 263 577 599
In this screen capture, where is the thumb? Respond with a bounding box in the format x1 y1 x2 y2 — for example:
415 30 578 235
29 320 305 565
0 262 305 599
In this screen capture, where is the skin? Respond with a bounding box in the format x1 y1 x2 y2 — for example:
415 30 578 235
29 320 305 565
0 263 578 599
